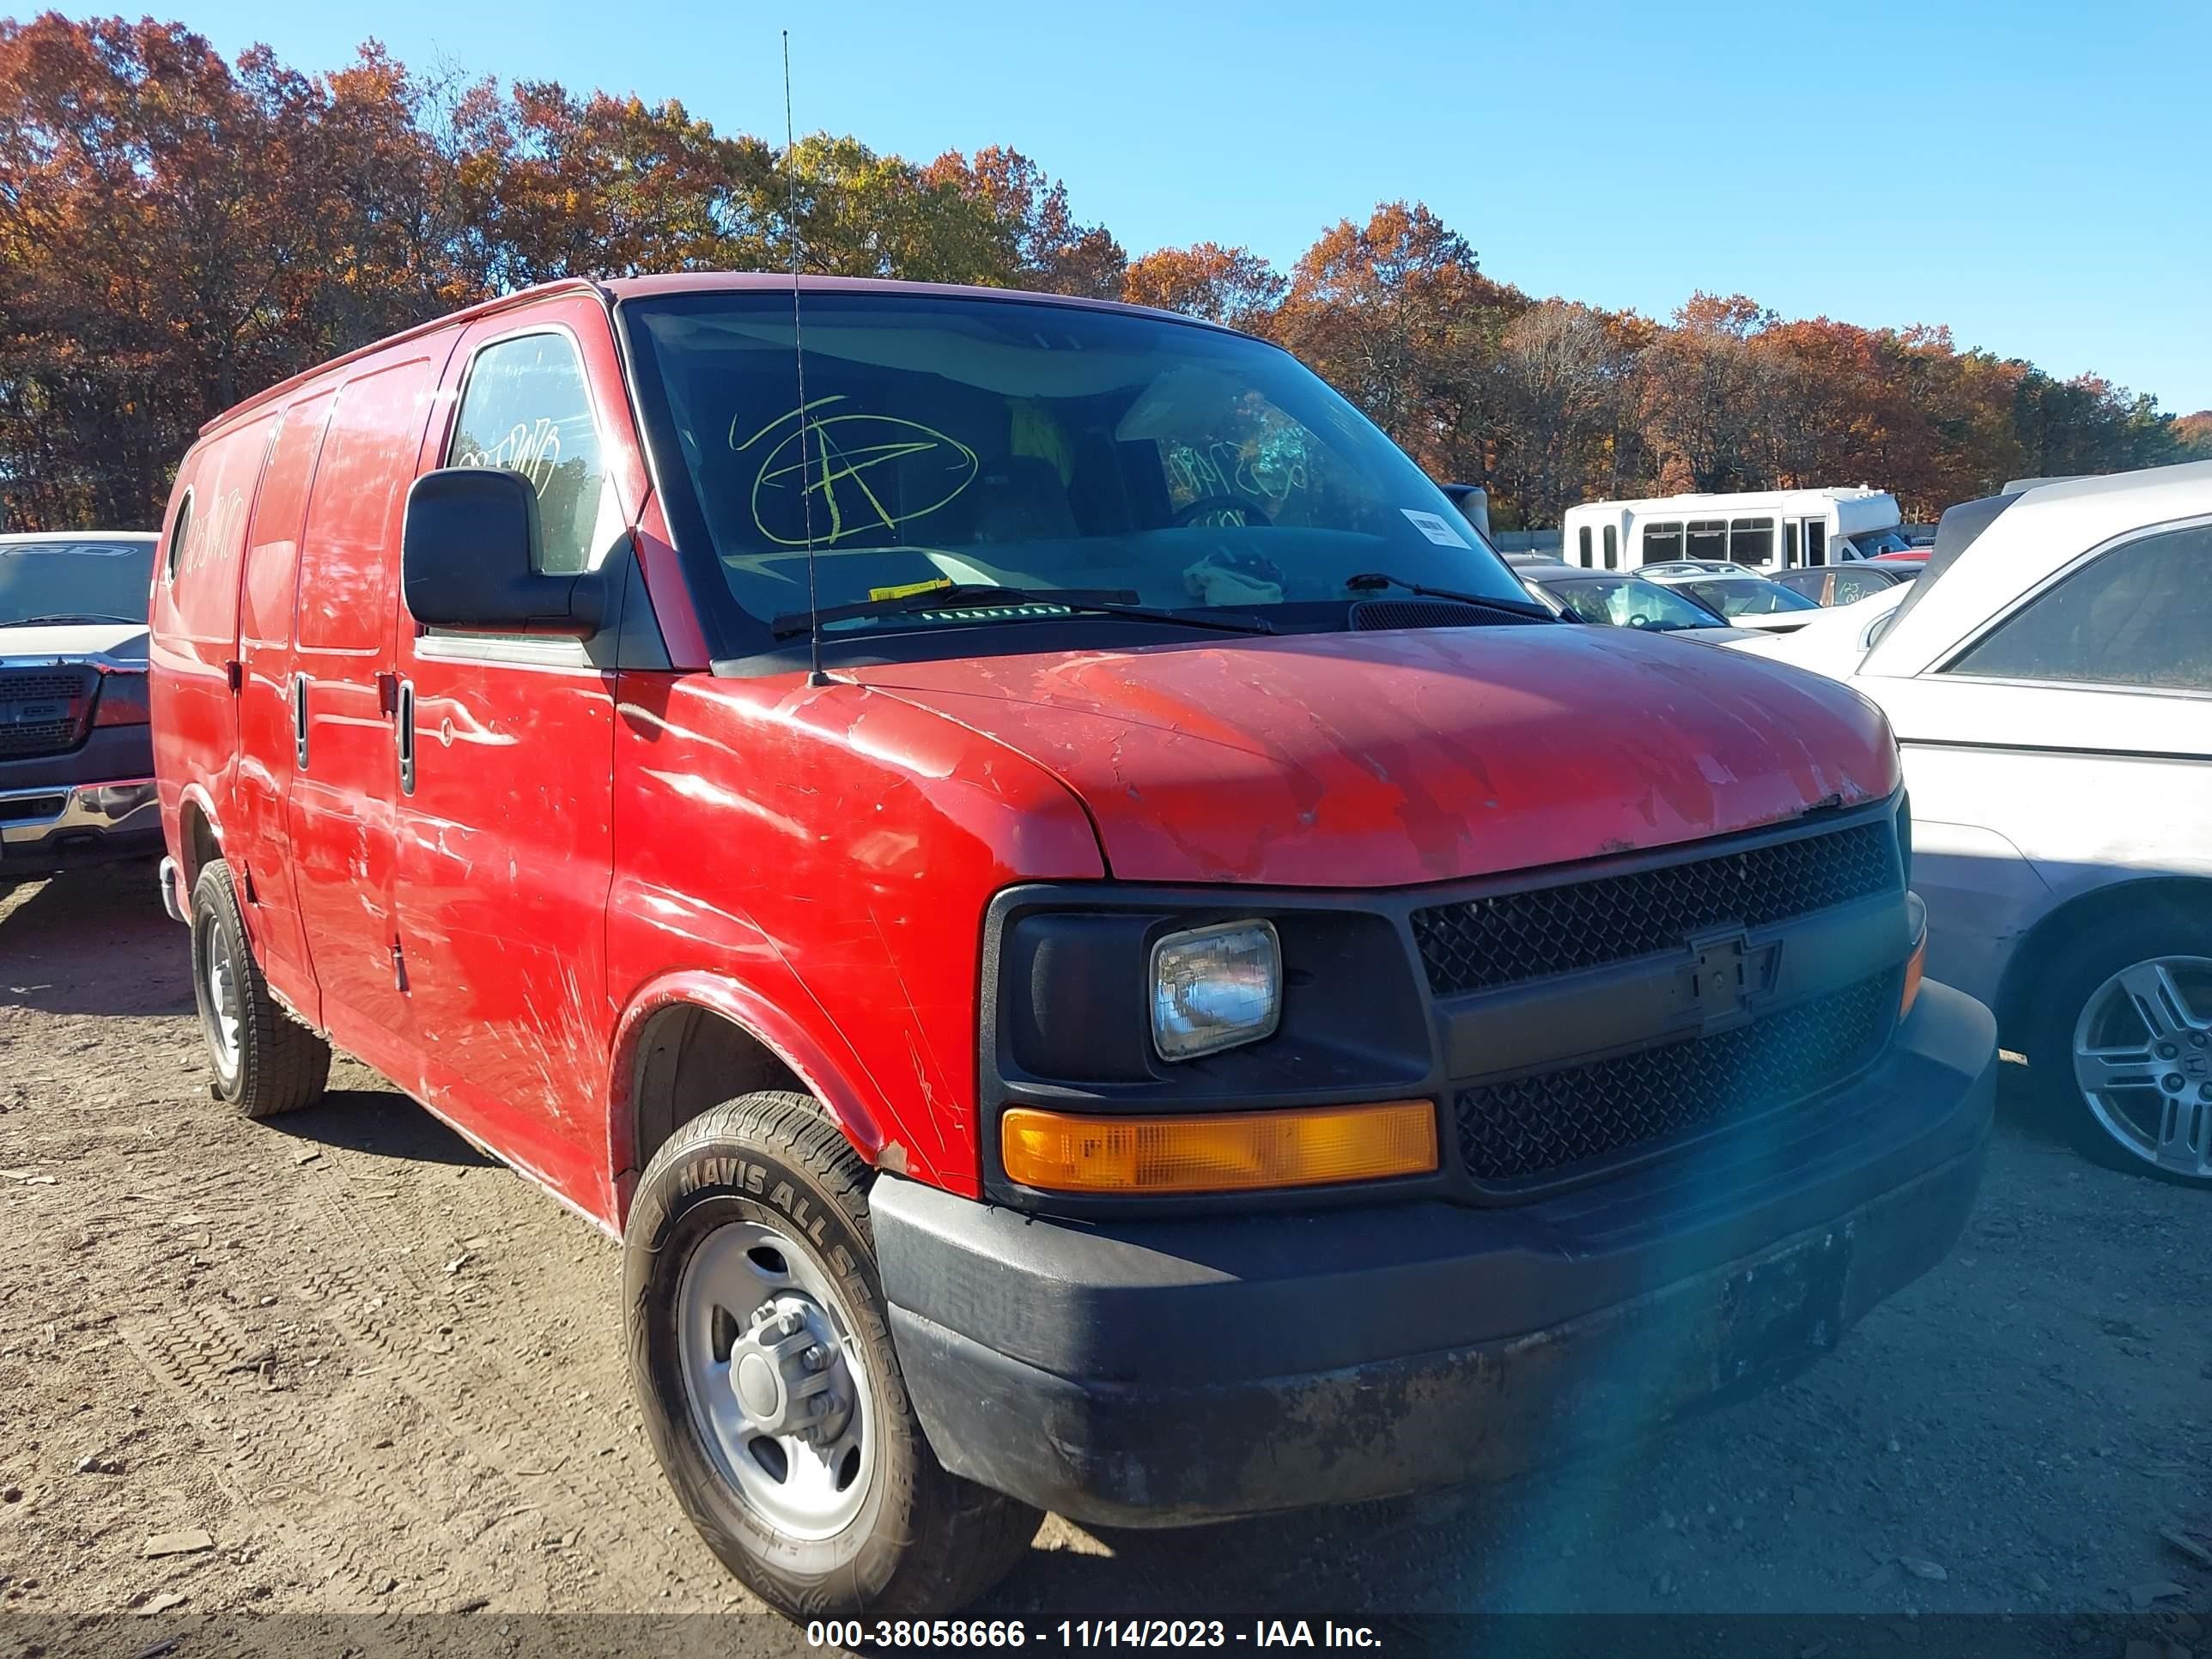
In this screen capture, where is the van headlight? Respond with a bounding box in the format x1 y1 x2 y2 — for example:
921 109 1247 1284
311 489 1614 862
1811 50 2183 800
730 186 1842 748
1150 921 1281 1061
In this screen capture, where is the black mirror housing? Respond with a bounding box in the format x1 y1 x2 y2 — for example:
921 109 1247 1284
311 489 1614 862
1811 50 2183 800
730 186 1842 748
401 467 606 637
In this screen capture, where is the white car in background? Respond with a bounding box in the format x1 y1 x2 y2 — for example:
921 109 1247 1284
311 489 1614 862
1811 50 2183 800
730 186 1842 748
1640 561 1825 632
1726 464 2212 1183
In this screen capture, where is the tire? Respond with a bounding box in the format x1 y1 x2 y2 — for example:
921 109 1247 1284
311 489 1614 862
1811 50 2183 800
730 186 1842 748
2021 902 2212 1186
189 858 331 1118
624 1091 1040 1620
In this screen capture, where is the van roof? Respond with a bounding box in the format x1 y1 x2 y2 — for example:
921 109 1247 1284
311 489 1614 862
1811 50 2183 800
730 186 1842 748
198 273 1231 441
1566 487 1896 515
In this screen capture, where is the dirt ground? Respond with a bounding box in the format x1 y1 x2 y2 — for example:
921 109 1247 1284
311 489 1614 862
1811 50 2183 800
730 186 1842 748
2 864 2207 1657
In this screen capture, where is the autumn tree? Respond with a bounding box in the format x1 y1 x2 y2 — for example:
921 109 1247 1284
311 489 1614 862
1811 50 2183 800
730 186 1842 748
1121 243 1285 329
472 82 775 285
0 15 469 526
921 147 1124 296
1272 201 1521 477
2 16 2201 532
1637 293 1785 495
1481 301 1646 528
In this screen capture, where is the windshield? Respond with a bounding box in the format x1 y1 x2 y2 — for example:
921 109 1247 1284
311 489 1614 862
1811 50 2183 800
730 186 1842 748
1845 528 1913 557
621 292 1529 656
1544 576 1720 631
0 538 153 627
1681 577 1820 617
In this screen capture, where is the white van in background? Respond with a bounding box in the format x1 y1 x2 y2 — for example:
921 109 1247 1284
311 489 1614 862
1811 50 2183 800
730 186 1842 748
1562 487 1910 572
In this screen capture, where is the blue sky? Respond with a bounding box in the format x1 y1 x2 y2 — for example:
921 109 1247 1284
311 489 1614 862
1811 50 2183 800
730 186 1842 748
164 0 2211 412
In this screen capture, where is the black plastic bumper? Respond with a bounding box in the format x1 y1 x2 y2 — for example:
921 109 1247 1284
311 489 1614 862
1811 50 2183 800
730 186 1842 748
873 982 1996 1528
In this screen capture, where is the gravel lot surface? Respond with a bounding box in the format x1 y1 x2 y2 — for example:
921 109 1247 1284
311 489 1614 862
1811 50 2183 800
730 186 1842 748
1 864 2205 1657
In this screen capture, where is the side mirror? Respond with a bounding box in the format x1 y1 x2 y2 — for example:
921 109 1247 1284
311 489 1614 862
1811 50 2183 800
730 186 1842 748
401 467 605 637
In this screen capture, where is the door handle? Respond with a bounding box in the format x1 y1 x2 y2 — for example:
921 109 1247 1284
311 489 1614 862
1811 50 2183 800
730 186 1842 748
396 679 416 796
292 672 309 769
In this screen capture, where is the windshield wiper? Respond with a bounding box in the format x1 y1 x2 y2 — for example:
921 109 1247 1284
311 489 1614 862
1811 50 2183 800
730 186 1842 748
1345 572 1554 622
2 612 143 627
769 585 1273 640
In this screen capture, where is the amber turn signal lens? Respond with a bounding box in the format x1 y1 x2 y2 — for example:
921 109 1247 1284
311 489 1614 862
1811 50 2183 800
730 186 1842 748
1900 927 1928 1021
1000 1101 1438 1195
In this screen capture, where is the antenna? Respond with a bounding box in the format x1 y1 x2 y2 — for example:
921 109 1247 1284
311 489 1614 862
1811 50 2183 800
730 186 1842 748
783 30 826 686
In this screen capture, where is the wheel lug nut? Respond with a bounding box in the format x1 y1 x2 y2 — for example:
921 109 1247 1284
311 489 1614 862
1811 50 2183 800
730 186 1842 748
2160 1074 2185 1092
781 1310 805 1336
2191 1032 2209 1048
2157 1042 2179 1060
2200 1083 2212 1103
803 1344 830 1371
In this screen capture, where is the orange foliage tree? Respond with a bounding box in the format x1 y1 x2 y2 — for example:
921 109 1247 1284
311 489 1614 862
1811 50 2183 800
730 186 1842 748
3 15 2206 530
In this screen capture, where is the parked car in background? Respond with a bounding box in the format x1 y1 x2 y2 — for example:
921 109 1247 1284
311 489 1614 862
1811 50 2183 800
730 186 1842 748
1641 561 1825 631
1730 584 1907 680
149 271 1994 1620
1727 463 2212 1183
0 531 159 885
1773 561 1919 607
1561 486 1908 573
1517 562 1748 641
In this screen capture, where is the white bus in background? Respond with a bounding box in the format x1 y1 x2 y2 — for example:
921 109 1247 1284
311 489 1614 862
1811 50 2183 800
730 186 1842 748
1559 487 1911 572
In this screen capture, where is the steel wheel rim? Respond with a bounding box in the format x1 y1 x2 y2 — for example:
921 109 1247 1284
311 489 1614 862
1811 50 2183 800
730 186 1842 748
196 912 243 1081
675 1218 872 1540
2073 954 2212 1180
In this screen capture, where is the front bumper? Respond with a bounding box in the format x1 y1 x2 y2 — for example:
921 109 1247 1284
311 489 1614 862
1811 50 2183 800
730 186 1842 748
0 776 162 879
874 981 1996 1528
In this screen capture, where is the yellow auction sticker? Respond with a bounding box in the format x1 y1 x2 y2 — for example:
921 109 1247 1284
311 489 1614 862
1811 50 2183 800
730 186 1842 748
866 577 956 602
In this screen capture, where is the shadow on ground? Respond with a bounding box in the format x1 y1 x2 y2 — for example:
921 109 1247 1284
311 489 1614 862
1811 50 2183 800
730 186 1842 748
0 859 187 1017
260 1086 496 1169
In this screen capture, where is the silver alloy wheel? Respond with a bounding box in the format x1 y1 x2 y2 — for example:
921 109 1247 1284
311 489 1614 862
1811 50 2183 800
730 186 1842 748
2072 955 2212 1180
675 1219 872 1540
198 912 243 1081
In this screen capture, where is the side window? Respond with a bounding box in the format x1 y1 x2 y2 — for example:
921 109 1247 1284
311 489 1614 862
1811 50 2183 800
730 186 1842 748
1642 521 1682 562
1774 570 1823 599
164 491 193 583
1577 526 1592 566
1729 516 1774 565
1601 525 1619 569
1832 568 1886 605
448 333 606 577
1947 524 2211 692
1805 520 1827 567
1685 518 1727 561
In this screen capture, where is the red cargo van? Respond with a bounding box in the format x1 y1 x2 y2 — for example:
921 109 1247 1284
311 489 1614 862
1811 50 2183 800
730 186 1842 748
149 275 1996 1619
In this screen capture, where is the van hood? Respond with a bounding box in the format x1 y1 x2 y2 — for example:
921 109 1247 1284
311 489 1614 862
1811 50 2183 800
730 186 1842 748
0 621 149 662
851 627 1899 888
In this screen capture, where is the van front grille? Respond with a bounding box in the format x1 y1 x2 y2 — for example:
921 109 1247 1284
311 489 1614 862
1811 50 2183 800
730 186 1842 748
1453 969 1899 1185
1411 819 1899 996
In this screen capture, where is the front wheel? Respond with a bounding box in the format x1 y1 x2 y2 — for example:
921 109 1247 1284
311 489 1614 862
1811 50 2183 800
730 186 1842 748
623 1091 1040 1619
2024 907 2212 1185
189 858 331 1118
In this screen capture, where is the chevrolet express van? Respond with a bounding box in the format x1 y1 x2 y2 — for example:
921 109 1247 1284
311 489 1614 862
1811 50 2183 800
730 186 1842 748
150 275 1996 1620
